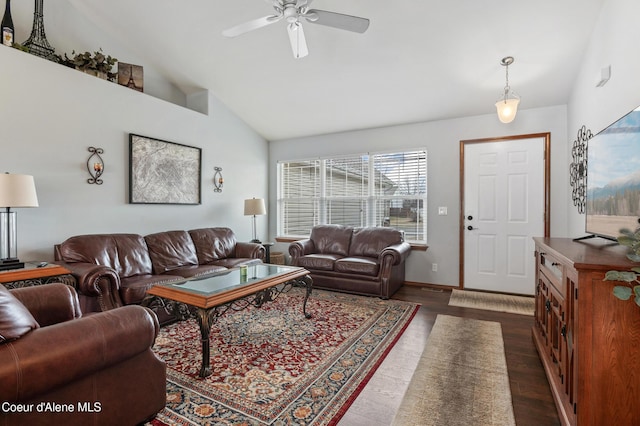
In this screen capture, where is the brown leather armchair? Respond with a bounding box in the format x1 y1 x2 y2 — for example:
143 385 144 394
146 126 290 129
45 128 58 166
0 284 166 426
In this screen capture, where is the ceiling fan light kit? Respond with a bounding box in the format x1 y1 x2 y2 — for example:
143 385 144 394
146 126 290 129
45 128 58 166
495 56 520 124
222 0 369 58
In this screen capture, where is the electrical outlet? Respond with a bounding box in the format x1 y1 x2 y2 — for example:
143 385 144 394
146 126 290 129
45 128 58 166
432 263 438 272
438 206 448 216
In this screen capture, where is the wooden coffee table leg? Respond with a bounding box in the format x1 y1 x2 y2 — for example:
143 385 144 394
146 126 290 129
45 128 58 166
195 307 215 378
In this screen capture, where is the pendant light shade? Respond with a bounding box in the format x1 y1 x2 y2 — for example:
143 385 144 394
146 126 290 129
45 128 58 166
495 97 520 124
495 56 520 124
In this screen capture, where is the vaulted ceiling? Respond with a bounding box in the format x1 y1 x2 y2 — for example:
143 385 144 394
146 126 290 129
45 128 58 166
64 0 604 140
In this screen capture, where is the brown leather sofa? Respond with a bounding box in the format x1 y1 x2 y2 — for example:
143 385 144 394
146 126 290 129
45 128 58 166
54 227 264 314
0 283 166 426
289 225 411 299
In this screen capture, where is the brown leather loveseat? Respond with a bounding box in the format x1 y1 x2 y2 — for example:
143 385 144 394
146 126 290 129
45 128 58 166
54 227 264 314
289 225 411 299
0 283 166 426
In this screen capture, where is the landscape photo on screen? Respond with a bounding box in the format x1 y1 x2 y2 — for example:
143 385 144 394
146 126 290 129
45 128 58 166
586 106 640 239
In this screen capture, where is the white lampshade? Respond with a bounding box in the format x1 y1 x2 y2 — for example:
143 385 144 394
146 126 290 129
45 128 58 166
495 97 520 124
244 198 266 216
0 174 39 208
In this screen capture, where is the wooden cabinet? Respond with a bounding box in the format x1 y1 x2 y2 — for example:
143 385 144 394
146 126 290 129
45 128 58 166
533 237 640 426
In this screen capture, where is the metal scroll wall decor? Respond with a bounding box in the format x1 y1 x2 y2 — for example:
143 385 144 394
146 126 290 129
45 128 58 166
213 167 224 192
569 125 592 213
87 147 104 185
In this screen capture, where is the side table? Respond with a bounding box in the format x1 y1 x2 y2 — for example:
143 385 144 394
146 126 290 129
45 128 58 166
0 262 76 290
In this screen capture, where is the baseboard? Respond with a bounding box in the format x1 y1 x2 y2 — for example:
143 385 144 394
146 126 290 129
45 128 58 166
403 281 460 291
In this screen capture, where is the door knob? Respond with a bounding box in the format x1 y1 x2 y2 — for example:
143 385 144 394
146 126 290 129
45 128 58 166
467 215 473 220
467 226 478 231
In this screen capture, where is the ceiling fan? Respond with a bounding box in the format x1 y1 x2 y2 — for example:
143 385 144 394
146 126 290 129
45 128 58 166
222 0 370 59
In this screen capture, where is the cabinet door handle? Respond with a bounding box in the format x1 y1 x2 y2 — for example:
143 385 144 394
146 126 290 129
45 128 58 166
545 300 551 312
561 325 567 337
551 262 560 266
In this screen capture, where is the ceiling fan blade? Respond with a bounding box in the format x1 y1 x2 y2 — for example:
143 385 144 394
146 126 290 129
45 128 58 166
287 22 308 59
304 9 369 33
222 15 282 38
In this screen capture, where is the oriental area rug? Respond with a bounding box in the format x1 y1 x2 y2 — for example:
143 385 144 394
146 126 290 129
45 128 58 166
392 315 516 426
448 289 535 316
149 288 419 426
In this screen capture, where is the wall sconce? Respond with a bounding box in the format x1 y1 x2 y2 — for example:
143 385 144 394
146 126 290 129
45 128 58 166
87 147 104 185
495 56 520 124
213 167 224 192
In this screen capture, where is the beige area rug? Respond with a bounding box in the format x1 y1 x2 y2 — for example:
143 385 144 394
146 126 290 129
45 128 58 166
392 315 516 426
448 289 535 316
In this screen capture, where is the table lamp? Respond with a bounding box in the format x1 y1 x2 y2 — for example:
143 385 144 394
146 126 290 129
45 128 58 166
244 198 266 243
0 173 39 271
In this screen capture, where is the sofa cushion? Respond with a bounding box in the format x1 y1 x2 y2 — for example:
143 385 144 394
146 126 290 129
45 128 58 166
349 227 404 258
310 225 353 256
145 230 199 274
297 253 343 271
59 234 153 278
0 286 39 343
335 256 379 276
119 275 184 305
189 227 237 264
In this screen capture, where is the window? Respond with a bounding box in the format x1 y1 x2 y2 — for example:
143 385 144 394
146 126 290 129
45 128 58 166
277 149 427 242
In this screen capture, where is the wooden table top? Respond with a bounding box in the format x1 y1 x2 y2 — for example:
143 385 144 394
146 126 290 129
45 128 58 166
147 264 310 309
0 262 71 283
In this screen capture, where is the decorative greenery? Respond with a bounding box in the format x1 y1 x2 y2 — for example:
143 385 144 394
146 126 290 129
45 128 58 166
604 227 640 307
55 48 117 80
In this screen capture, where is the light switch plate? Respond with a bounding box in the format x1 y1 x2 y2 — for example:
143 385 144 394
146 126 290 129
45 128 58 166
438 206 447 216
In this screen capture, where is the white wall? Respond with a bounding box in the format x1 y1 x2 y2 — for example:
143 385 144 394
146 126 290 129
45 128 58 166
566 0 640 236
269 106 568 286
0 46 268 262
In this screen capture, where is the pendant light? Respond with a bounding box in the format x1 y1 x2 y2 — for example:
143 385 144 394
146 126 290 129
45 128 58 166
495 56 520 124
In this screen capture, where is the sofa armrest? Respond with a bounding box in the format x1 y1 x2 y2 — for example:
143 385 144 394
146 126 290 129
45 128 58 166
380 242 412 265
10 283 82 327
288 239 315 265
0 305 160 403
236 242 265 260
55 261 123 311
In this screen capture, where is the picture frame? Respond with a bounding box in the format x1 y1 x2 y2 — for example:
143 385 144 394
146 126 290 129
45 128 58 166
117 62 144 92
129 134 202 205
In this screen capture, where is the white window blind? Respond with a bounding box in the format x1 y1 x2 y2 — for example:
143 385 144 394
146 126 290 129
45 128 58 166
278 149 427 242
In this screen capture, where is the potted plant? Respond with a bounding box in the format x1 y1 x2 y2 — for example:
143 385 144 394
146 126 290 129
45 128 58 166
604 227 640 307
61 48 117 81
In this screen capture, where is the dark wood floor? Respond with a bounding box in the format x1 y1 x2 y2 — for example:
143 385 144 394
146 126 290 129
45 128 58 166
385 285 561 426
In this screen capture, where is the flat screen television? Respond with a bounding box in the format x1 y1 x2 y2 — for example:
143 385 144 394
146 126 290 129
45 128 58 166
585 106 640 240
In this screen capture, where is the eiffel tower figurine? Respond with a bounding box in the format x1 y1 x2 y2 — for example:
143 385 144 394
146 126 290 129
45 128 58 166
23 0 55 61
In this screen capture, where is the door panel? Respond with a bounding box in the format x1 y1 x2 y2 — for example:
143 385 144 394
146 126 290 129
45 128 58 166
462 135 548 295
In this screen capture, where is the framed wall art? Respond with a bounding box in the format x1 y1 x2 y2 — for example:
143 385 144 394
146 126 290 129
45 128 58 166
118 62 144 92
129 134 202 204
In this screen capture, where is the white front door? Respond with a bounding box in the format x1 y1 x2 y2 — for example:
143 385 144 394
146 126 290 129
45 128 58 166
462 135 548 295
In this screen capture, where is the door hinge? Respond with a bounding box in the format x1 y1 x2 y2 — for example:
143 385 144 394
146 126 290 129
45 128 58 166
574 402 577 414
575 288 578 300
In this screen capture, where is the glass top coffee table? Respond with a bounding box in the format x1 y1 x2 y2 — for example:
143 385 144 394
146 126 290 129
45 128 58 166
147 264 312 377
